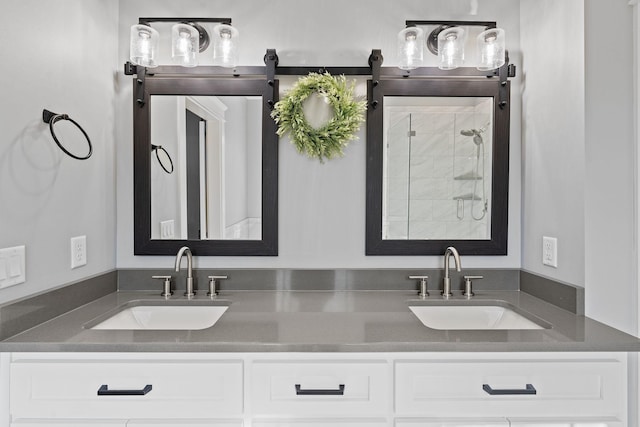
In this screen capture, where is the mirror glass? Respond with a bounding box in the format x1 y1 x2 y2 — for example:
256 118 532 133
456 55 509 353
366 78 509 255
133 75 278 256
382 96 493 240
150 95 262 241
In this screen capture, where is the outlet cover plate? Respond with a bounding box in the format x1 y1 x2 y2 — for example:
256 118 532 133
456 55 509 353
543 236 558 268
71 236 87 269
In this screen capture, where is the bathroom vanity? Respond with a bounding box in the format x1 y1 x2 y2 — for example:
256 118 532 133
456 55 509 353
6 351 626 427
0 289 637 427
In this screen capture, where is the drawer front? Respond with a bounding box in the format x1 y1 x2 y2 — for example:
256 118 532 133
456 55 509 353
253 420 388 427
11 423 125 427
395 420 508 427
12 422 243 427
129 422 243 427
395 358 624 418
251 360 389 416
11 360 243 419
508 419 622 427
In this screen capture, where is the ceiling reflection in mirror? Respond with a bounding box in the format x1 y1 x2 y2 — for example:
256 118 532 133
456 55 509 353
383 96 493 241
150 95 262 241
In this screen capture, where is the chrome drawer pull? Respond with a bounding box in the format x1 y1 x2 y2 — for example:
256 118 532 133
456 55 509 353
482 383 537 395
295 384 345 396
97 384 152 396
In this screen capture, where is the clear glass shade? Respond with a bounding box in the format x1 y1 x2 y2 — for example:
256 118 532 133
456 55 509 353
476 28 506 71
397 27 424 70
438 27 466 70
212 24 239 68
130 24 159 68
171 24 199 67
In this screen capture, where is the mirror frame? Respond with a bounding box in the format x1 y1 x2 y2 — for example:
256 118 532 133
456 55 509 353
366 78 510 255
133 75 279 255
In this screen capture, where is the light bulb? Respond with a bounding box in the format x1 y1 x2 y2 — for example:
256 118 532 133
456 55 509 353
397 27 424 70
477 28 505 71
438 27 465 70
213 24 239 68
130 24 159 68
171 24 199 67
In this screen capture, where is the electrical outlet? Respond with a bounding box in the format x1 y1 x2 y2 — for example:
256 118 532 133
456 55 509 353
70 236 87 269
542 236 558 268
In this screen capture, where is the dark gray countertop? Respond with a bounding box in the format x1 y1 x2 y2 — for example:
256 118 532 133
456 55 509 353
2 290 639 352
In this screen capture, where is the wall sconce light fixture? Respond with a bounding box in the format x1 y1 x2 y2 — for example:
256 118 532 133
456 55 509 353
399 20 506 71
129 18 238 68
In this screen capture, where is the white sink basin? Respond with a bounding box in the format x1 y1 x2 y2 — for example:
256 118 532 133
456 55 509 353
90 304 228 330
409 305 547 330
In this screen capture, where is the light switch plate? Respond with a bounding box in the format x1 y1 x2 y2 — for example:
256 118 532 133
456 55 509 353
0 245 26 289
160 219 175 239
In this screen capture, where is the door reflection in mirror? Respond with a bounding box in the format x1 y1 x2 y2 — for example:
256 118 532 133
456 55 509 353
150 95 262 240
382 96 493 240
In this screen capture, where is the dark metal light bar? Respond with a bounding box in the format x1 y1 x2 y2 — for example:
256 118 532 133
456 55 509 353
405 20 496 28
138 17 232 25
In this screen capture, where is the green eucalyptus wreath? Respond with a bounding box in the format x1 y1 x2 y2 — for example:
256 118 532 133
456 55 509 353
271 72 366 162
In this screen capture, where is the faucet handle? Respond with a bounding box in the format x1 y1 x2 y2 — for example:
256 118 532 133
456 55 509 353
152 275 173 297
463 275 483 298
207 275 228 297
409 275 429 298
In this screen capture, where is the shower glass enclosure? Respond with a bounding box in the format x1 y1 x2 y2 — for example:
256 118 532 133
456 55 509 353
382 97 493 240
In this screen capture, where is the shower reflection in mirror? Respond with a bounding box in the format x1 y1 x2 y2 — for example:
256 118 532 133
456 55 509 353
150 95 262 241
382 96 493 240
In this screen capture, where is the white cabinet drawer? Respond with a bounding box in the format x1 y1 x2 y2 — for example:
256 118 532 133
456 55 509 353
10 359 243 419
508 419 622 427
395 357 624 418
11 422 243 427
395 419 508 426
11 422 125 426
251 360 390 416
128 422 243 427
253 420 388 427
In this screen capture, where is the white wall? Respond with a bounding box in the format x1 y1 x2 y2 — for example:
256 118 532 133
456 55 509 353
520 0 638 336
150 97 182 239
0 1 118 305
520 0 586 287
223 97 250 227
584 0 637 335
116 0 522 269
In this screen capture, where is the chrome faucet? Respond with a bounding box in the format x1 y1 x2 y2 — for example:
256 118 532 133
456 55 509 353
175 246 195 297
442 246 461 297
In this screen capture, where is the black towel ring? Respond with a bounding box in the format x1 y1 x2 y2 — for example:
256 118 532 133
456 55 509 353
42 109 93 160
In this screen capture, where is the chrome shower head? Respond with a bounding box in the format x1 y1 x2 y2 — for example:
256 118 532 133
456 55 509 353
460 129 483 145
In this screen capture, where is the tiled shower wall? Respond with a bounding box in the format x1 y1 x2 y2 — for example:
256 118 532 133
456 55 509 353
383 100 493 240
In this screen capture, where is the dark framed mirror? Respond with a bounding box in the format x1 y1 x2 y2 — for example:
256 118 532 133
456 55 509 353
366 77 510 255
134 74 278 255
